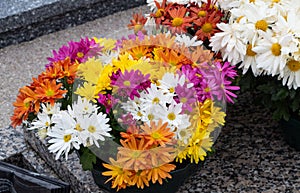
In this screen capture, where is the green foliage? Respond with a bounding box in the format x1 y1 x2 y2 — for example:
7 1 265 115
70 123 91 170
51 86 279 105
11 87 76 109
239 70 300 121
79 147 97 171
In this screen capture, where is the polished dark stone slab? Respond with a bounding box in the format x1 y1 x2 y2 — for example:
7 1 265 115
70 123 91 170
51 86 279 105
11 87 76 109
0 0 146 48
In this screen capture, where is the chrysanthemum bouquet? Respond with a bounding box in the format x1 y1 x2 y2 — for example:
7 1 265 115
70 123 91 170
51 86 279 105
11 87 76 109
10 25 239 191
208 0 300 121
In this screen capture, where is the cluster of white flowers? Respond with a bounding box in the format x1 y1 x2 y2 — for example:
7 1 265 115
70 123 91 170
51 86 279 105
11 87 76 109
29 97 111 160
121 73 195 143
210 0 300 89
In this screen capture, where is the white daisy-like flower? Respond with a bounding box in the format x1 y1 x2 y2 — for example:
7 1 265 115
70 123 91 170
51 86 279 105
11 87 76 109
122 96 144 121
175 34 203 47
140 106 158 125
68 97 98 118
48 127 80 160
78 113 111 148
210 22 247 65
28 112 52 131
99 50 120 65
158 73 187 95
279 59 300 89
41 102 61 115
273 10 300 38
157 101 185 130
140 83 172 108
252 31 298 76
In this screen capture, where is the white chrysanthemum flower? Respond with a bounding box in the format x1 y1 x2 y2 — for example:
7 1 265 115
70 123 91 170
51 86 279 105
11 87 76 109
28 112 52 131
140 106 159 124
252 31 298 76
279 59 300 89
68 97 98 118
273 10 300 38
99 50 120 65
41 102 61 115
122 96 144 121
157 101 185 130
210 22 247 65
158 73 187 95
78 113 111 148
175 34 203 47
140 83 172 108
48 127 80 160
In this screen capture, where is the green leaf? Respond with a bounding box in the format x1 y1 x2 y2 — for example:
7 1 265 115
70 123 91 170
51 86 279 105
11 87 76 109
80 148 97 171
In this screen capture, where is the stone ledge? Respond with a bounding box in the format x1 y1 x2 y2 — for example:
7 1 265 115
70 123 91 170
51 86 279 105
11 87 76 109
0 0 146 48
23 128 106 193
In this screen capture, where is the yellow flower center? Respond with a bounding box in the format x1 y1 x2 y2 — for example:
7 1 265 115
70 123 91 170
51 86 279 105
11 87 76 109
271 43 281 56
46 89 54 97
77 52 84 58
152 97 160 104
255 20 268 31
155 9 164 18
250 0 255 2
24 102 30 108
180 97 187 103
134 24 143 33
88 125 96 133
45 121 50 127
151 132 162 140
198 11 206 17
131 150 141 158
202 23 213 33
148 114 154 120
287 60 300 72
167 112 176 121
172 17 183 27
246 44 256 56
169 87 175 93
137 111 143 117
204 87 210 93
272 0 280 3
75 123 83 131
64 134 72 142
123 80 131 87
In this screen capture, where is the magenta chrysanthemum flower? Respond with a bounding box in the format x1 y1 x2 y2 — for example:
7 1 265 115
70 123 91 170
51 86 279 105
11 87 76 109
46 37 102 67
201 61 240 103
98 93 118 114
112 70 150 100
175 83 197 112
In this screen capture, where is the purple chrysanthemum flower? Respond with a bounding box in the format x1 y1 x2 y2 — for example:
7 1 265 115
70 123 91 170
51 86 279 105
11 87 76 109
98 93 118 114
46 37 102 67
175 83 197 112
112 70 150 100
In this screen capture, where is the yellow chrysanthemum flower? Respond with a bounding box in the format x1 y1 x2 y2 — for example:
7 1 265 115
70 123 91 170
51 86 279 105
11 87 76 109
75 82 98 103
93 37 116 52
95 64 114 94
77 57 103 85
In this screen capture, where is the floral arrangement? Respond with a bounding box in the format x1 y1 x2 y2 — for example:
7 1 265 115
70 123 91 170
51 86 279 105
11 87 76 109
10 26 239 191
208 0 300 121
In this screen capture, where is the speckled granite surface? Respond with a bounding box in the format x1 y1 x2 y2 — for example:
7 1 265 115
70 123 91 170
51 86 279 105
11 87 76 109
0 0 146 48
0 4 299 193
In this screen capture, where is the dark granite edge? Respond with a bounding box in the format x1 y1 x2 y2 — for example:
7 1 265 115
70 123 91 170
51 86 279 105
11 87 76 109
0 0 146 48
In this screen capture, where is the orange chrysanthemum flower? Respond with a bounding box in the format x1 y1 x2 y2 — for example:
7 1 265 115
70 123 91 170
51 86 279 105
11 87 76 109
41 58 79 84
140 120 174 148
10 86 39 128
150 0 169 24
117 137 148 171
155 48 189 69
35 79 67 105
193 2 223 41
163 6 194 33
128 12 147 34
127 45 152 60
146 163 176 185
120 125 142 142
129 170 149 189
102 158 132 191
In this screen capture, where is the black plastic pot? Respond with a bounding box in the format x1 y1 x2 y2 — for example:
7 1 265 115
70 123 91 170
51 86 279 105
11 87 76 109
92 160 199 193
280 117 300 151
0 161 70 193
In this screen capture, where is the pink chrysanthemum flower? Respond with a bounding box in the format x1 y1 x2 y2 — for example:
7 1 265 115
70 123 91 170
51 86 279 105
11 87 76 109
98 93 118 114
112 70 150 100
175 83 197 112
